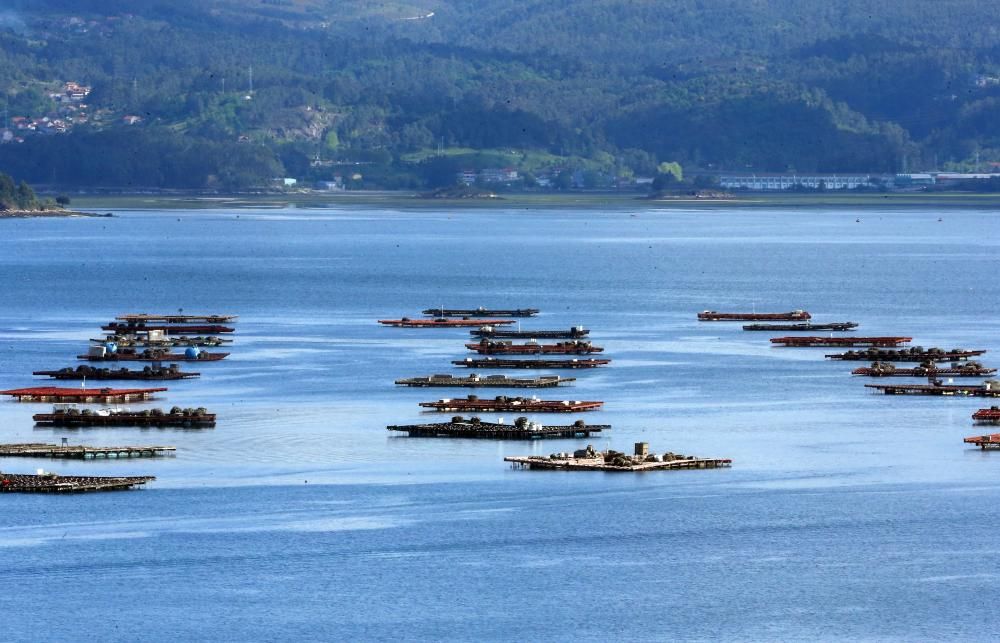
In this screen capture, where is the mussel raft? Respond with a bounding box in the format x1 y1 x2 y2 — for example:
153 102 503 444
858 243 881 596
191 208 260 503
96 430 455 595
91 335 231 348
826 347 986 362
0 443 175 459
771 336 910 348
465 339 603 355
33 364 200 380
423 307 539 317
387 416 607 439
102 322 235 334
964 433 1000 449
418 395 603 412
33 406 216 428
394 374 576 388
852 361 997 377
698 310 811 321
115 314 237 323
505 443 732 472
865 380 1000 397
0 471 155 493
471 326 589 339
78 348 228 362
973 407 1000 424
742 322 858 331
452 357 610 369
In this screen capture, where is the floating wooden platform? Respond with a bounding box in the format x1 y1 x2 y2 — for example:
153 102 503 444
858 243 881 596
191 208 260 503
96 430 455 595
0 443 176 459
865 380 1000 397
964 433 1000 449
379 318 516 328
771 336 910 347
387 416 607 439
504 443 731 471
972 407 1000 424
453 357 610 369
423 307 539 317
395 374 576 388
419 395 603 412
0 471 155 492
471 326 589 339
116 314 238 323
78 350 228 362
743 322 858 331
506 455 732 471
1 387 167 403
34 407 216 428
103 322 235 334
826 348 986 362
91 335 231 347
852 361 997 377
699 310 811 321
465 340 603 355
33 365 200 381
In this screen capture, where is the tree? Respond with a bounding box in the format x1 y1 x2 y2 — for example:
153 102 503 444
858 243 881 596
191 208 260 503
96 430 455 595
657 161 683 182
0 173 14 208
324 130 339 153
554 170 574 190
419 155 462 188
8 87 53 118
15 180 36 210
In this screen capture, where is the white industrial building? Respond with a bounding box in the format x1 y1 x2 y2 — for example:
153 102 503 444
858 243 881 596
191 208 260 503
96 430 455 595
719 173 873 191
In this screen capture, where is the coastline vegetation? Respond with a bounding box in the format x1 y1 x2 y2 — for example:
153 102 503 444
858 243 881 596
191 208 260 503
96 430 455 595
2 1 1000 190
0 172 43 212
0 172 74 214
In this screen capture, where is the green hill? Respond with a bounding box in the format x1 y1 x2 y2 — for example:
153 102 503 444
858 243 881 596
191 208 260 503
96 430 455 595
1 0 998 188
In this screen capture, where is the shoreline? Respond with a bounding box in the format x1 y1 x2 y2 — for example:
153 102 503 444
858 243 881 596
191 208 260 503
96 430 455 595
60 190 1000 211
0 209 112 219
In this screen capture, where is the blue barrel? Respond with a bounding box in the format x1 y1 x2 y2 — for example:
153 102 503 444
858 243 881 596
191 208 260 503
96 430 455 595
185 347 201 359
104 342 118 353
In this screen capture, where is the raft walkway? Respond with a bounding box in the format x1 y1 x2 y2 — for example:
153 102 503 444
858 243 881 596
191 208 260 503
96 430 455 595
0 443 175 459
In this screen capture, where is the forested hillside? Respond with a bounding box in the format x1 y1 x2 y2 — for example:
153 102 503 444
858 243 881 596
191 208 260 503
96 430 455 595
1 0 998 189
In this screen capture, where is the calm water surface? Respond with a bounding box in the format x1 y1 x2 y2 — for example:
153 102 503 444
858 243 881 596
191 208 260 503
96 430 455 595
2 204 1000 640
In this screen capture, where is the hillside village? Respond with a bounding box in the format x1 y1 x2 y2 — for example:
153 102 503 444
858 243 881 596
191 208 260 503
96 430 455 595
2 80 144 144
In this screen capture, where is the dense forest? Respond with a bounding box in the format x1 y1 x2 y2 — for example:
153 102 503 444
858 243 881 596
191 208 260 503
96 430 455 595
1 0 999 189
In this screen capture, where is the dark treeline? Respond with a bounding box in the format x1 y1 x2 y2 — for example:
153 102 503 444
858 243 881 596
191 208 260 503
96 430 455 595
0 129 282 189
0 172 41 210
1 0 999 188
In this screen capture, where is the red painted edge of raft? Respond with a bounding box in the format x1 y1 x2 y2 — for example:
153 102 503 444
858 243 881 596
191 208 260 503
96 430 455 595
1 387 168 397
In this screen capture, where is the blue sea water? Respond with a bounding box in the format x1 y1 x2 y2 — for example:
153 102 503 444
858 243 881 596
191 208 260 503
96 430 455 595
2 203 1000 641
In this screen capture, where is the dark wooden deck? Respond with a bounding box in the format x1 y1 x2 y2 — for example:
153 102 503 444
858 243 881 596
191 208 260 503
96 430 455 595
0 472 155 492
